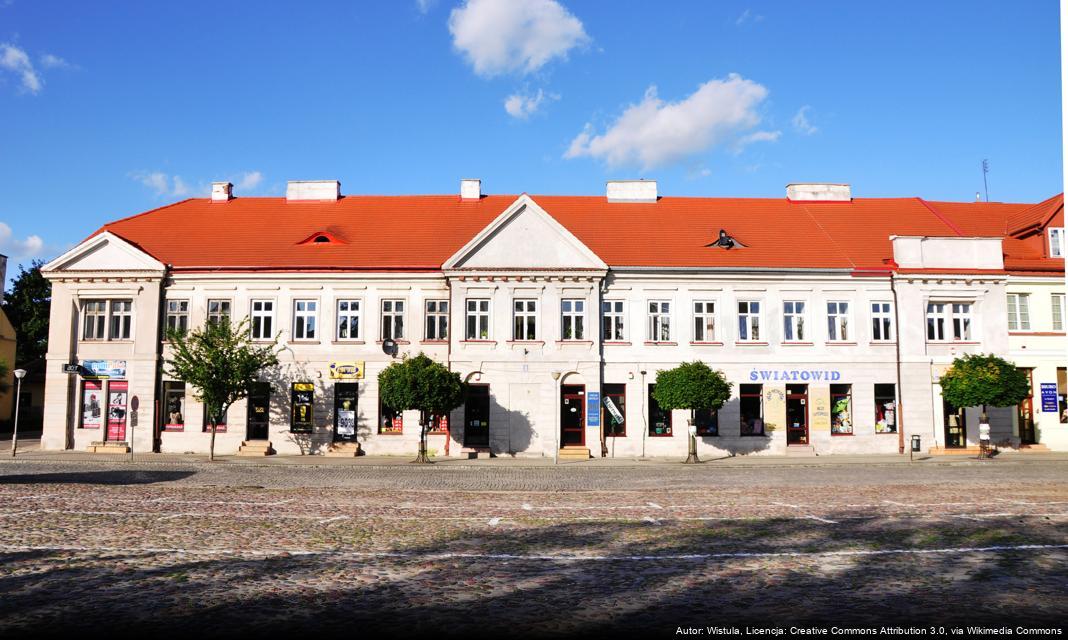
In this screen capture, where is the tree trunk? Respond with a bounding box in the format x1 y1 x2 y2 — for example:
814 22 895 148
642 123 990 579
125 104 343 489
412 413 432 464
209 421 217 462
685 408 700 464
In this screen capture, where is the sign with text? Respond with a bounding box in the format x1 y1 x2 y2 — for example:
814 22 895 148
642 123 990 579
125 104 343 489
328 362 365 380
1040 383 1058 413
749 369 841 382
82 360 127 380
586 391 601 428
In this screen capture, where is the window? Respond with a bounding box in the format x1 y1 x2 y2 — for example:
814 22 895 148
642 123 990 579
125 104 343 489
1007 294 1030 331
251 300 275 340
830 384 853 435
203 405 227 433
293 300 318 340
648 301 671 341
207 299 231 326
740 384 764 435
336 300 361 340
291 382 314 433
107 300 133 340
166 300 189 335
380 401 403 434
561 299 585 340
513 299 537 340
826 301 850 341
381 299 405 340
927 302 972 341
1050 227 1064 258
425 300 449 340
874 384 897 434
926 303 947 341
951 303 972 340
602 383 626 437
427 413 449 435
783 301 805 341
738 301 760 341
695 407 718 436
465 299 490 340
82 300 107 341
871 302 893 342
602 300 625 341
1054 294 1065 332
648 384 671 436
693 301 716 342
163 381 185 432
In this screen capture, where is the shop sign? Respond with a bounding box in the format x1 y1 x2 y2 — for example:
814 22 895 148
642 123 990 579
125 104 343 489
329 361 365 380
291 382 314 433
603 396 624 424
748 369 841 382
1040 383 1058 413
810 390 831 432
82 360 127 380
586 391 600 428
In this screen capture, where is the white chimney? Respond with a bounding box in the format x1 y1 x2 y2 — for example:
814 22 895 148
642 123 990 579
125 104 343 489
286 180 341 202
786 183 852 202
211 182 233 202
460 178 482 200
607 179 658 203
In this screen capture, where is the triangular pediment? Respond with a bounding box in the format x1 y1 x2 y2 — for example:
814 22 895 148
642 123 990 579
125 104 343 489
444 195 607 271
43 231 166 274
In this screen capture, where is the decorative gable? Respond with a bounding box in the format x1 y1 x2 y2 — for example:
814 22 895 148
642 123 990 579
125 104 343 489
43 231 166 275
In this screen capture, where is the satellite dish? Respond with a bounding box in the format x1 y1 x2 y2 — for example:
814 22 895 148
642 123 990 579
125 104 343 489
382 339 397 357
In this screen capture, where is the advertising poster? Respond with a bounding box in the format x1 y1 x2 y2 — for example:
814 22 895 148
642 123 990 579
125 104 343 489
82 380 103 428
107 381 128 441
334 383 358 441
291 382 314 433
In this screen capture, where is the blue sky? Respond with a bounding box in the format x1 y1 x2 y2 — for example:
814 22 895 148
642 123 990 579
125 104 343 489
0 1 1062 282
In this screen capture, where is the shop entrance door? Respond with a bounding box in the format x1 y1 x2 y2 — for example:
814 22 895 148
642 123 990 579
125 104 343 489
334 383 359 443
561 385 586 447
464 385 490 447
247 382 271 440
105 381 128 442
1018 368 1036 444
786 384 808 445
943 399 966 448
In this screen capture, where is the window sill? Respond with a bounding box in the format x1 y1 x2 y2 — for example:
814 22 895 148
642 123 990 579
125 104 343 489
603 341 632 346
376 340 411 345
871 340 897 345
826 342 858 346
1009 331 1066 336
831 432 854 437
289 340 321 345
735 341 769 346
648 433 675 437
643 341 678 346
690 341 724 346
162 426 184 433
875 430 899 435
507 340 545 345
82 339 134 344
781 341 813 346
331 340 365 345
557 340 593 345
421 339 449 344
926 341 979 345
377 431 404 436
460 339 497 345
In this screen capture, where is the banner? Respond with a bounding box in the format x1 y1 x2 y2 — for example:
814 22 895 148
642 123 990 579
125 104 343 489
329 362 365 380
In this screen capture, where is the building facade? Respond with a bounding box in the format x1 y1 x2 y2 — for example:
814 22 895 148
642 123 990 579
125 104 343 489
39 180 1067 457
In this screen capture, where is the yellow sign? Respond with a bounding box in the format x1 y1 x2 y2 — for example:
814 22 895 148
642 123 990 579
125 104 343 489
329 361 365 380
809 387 832 432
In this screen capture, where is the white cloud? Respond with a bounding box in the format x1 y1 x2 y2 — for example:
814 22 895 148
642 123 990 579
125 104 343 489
565 74 780 170
234 171 264 192
0 222 44 261
131 171 194 197
415 0 436 14
736 8 763 25
39 53 70 69
504 89 558 119
0 43 41 94
449 0 589 77
792 105 818 135
132 170 266 198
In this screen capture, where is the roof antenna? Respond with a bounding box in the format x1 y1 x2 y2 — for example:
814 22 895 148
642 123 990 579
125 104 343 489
981 159 990 202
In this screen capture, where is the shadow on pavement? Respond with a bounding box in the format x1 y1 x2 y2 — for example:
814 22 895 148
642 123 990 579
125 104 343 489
0 470 195 485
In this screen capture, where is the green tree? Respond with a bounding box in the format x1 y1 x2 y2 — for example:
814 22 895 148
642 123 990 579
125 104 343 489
164 317 281 461
938 353 1031 423
378 353 465 464
652 361 733 463
2 260 51 366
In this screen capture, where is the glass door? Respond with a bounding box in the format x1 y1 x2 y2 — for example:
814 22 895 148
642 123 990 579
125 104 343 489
247 382 271 440
560 385 586 446
786 384 808 445
943 399 965 448
464 385 490 447
334 383 358 442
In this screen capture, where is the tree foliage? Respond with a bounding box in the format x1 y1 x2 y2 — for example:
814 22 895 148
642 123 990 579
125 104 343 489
2 260 51 366
164 317 281 460
652 361 733 415
938 353 1030 415
378 353 465 462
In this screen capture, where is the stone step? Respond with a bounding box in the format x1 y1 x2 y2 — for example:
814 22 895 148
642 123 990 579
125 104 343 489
1017 444 1051 452
87 442 130 454
237 441 274 456
559 447 590 460
461 447 493 459
785 445 817 457
324 442 362 458
929 446 984 455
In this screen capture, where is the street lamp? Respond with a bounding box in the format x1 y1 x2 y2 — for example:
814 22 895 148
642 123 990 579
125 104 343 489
11 369 26 458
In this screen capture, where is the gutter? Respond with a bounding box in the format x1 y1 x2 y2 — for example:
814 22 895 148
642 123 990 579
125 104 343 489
890 274 905 455
153 264 172 454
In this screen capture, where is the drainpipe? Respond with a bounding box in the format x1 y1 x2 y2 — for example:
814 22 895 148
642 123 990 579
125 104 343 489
152 264 172 454
640 367 647 459
444 276 453 458
890 274 905 454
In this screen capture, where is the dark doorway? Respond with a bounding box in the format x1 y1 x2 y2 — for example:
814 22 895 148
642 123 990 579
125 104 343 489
943 399 966 448
464 384 490 447
786 384 808 445
1018 368 1036 444
247 382 271 441
334 383 358 443
561 384 585 446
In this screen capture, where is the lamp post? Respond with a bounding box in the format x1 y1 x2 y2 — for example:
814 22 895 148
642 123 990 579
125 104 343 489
11 369 26 458
551 371 561 465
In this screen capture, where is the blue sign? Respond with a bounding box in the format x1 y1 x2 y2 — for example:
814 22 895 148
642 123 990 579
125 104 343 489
1040 383 1058 413
82 360 127 380
749 369 841 382
586 391 601 428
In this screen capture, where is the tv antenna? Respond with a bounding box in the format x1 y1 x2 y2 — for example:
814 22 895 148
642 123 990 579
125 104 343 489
981 159 990 202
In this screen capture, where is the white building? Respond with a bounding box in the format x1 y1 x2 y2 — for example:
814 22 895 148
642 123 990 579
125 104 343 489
39 180 1066 457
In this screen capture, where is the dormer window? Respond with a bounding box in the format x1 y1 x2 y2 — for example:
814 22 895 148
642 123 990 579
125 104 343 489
297 230 345 245
313 235 331 243
1049 227 1064 258
706 229 746 249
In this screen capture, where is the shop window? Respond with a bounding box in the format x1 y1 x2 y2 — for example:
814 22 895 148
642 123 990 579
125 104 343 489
561 299 585 340
425 300 449 340
293 300 318 340
251 300 275 340
695 407 718 436
80 380 104 429
602 300 625 341
291 382 314 433
648 301 671 341
207 299 231 326
381 299 405 340
831 384 853 435
380 401 403 434
693 301 716 342
427 413 449 435
203 406 227 433
740 384 764 436
1007 294 1031 331
783 301 805 341
337 299 361 340
874 384 897 434
513 299 537 340
163 382 185 432
465 299 490 340
737 301 761 341
603 383 626 437
166 300 189 336
648 384 671 436
871 302 893 341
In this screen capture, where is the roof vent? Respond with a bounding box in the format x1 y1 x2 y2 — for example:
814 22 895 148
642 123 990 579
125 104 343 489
460 178 482 200
607 180 657 203
706 229 745 250
211 182 233 202
287 180 341 202
786 183 851 202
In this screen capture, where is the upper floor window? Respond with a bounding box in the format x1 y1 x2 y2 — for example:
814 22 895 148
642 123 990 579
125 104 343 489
251 300 275 340
561 299 585 340
513 299 537 340
927 302 972 341
82 300 107 341
1053 293 1065 332
109 300 133 340
465 299 490 340
602 300 625 341
648 301 671 342
693 301 716 342
826 301 850 341
165 300 189 336
1049 227 1064 258
425 300 449 340
737 301 761 342
336 299 361 340
207 299 231 326
870 302 894 342
783 301 805 342
1007 294 1031 331
381 299 405 340
293 300 318 340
